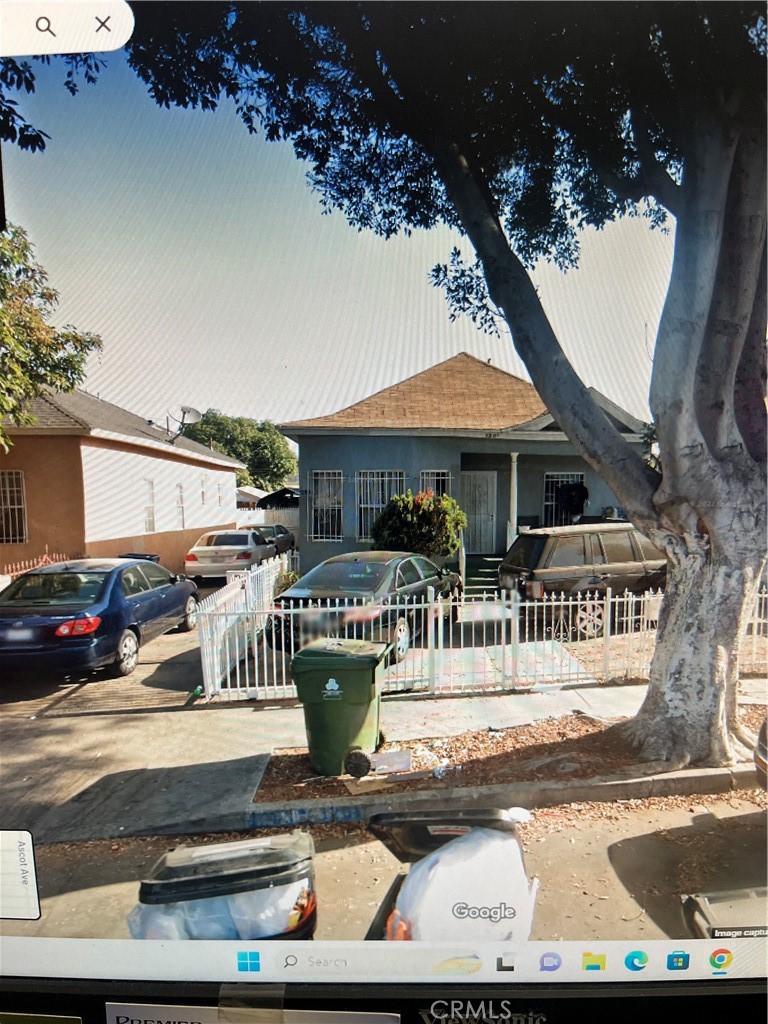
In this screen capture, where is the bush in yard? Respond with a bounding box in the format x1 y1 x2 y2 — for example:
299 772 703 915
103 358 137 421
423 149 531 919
370 490 467 560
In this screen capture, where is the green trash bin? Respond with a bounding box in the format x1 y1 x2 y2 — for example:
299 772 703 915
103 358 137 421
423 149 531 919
291 637 390 777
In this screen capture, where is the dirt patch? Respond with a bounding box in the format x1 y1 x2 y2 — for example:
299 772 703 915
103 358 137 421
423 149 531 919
254 704 766 804
565 632 767 681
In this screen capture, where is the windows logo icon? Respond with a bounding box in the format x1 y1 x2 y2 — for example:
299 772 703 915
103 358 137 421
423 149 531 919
237 951 261 973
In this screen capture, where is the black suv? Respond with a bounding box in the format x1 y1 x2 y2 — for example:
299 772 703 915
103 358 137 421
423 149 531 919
498 522 666 639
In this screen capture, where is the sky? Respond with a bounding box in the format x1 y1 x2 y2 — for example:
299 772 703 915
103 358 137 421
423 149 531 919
2 46 674 426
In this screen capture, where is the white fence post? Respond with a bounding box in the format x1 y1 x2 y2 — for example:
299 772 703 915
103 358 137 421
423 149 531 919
602 586 612 682
426 586 437 694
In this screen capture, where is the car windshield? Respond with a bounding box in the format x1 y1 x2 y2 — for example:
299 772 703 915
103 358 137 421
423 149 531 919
298 560 390 593
504 533 547 570
258 526 276 537
199 534 249 546
0 571 109 607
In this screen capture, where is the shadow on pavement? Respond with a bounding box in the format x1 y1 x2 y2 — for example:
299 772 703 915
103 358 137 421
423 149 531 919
3 643 205 718
33 753 271 843
608 810 767 939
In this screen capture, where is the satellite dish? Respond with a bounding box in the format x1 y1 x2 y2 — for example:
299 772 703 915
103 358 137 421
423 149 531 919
180 405 202 425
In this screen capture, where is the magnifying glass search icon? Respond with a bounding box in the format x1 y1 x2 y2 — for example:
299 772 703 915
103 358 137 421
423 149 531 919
283 955 298 968
36 16 56 36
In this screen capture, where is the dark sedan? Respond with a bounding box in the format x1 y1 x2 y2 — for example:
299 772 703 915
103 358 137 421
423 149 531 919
252 523 296 555
0 559 198 679
267 551 462 662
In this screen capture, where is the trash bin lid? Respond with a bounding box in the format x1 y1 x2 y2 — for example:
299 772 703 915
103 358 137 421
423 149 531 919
291 636 390 671
368 808 523 862
138 831 314 904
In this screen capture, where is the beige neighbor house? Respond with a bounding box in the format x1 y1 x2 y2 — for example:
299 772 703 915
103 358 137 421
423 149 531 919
1 389 244 574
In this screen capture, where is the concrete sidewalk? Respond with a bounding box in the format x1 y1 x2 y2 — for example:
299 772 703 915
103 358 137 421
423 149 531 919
2 678 765 842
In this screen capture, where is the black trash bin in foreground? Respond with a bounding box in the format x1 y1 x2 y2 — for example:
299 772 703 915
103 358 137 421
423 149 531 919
127 832 316 940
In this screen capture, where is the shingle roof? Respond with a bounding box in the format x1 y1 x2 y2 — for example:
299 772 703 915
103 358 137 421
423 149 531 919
6 389 243 467
282 352 547 432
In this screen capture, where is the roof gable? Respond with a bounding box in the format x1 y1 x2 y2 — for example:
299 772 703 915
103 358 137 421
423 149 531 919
282 352 547 432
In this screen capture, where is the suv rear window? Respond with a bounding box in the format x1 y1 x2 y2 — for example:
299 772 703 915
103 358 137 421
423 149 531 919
547 535 588 568
503 534 546 570
597 531 636 563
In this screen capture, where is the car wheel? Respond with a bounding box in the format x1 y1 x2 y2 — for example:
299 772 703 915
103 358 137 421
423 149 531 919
111 629 139 677
390 617 411 663
179 596 198 632
574 596 605 639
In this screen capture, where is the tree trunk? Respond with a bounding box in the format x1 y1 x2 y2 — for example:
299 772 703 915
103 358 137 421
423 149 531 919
621 552 763 766
428 126 765 768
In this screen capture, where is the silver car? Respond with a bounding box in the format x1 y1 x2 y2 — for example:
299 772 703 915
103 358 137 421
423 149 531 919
184 529 277 580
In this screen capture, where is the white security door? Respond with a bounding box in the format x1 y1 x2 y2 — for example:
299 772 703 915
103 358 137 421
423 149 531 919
460 471 497 553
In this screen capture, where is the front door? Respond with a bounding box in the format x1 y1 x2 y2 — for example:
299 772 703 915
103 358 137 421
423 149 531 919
460 471 497 553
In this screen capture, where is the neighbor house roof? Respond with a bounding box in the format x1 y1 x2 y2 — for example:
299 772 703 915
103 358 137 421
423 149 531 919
6 389 244 469
282 353 547 433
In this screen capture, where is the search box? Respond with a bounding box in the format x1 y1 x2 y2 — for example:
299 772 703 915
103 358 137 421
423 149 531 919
0 1 134 57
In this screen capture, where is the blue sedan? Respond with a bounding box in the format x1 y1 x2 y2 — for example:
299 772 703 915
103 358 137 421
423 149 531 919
0 559 198 678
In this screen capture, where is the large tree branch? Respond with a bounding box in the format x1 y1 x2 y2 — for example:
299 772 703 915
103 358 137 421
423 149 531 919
695 118 766 465
650 114 738 496
426 136 660 527
733 240 767 466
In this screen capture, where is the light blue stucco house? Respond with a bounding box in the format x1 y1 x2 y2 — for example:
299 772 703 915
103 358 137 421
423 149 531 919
281 353 646 572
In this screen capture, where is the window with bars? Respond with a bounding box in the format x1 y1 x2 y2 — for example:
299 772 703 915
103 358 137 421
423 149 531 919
356 470 405 540
543 472 586 527
310 471 343 541
176 484 186 529
0 470 27 543
420 470 452 496
144 479 156 533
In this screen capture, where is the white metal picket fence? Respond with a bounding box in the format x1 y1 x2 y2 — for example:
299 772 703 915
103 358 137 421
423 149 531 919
197 565 767 702
197 552 297 695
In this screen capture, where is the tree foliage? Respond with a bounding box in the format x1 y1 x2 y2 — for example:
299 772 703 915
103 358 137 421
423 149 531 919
370 489 467 559
0 54 105 151
184 409 296 490
0 224 102 450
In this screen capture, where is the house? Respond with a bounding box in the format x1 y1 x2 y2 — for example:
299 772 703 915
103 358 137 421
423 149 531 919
237 485 268 510
257 486 301 509
280 352 647 572
1 389 244 573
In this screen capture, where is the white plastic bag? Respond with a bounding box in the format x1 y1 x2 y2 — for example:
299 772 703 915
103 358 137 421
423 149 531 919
388 813 538 942
227 877 309 939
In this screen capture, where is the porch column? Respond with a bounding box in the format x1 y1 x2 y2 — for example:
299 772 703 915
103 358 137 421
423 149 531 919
507 452 518 549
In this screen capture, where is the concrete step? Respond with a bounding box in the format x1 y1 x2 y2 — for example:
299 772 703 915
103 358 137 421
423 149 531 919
463 555 502 598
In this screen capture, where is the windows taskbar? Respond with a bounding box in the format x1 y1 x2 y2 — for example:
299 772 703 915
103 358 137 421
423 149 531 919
0 937 765 984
